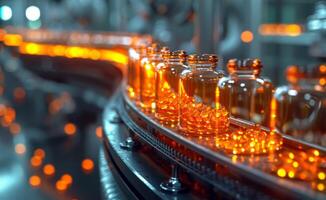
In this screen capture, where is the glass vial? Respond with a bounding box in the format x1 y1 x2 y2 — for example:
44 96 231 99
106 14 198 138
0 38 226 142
274 64 326 146
140 44 169 112
179 54 228 136
127 44 146 101
218 59 273 126
155 50 188 128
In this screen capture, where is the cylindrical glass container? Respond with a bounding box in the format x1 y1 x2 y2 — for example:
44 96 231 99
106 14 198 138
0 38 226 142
179 54 228 136
127 44 147 100
218 59 273 126
274 64 326 146
155 50 188 128
140 44 169 112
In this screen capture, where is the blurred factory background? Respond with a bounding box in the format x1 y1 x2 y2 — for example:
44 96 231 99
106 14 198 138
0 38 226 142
1 0 325 84
0 0 325 200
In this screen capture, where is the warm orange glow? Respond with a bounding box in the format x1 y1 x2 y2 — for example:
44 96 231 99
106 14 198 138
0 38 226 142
56 180 67 191
34 148 46 159
318 172 326 180
18 42 128 65
317 183 325 191
101 49 128 64
61 174 73 185
259 24 303 37
277 168 286 177
4 34 22 46
15 143 26 155
30 156 42 167
53 45 66 56
96 126 103 138
270 98 277 129
320 78 326 86
0 29 6 41
43 164 55 176
320 65 326 73
285 24 302 36
64 123 77 135
215 127 282 155
313 150 320 157
25 43 41 54
29 175 41 187
89 49 101 60
9 122 21 135
4 107 16 124
82 158 94 172
241 30 254 43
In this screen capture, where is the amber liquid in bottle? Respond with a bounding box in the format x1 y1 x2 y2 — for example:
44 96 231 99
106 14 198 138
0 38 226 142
155 50 187 128
140 45 168 113
179 55 228 136
218 59 273 126
127 46 145 100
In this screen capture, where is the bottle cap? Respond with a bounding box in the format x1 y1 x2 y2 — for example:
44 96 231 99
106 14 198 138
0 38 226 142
227 58 262 75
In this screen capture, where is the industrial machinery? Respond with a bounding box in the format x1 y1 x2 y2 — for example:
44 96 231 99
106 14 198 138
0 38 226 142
0 1 325 200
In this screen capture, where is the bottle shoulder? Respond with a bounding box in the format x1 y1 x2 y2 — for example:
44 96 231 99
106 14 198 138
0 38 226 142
157 63 188 71
274 84 326 99
218 75 272 87
180 69 224 80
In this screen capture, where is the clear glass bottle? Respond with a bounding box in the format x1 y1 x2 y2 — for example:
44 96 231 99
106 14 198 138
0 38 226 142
127 44 147 100
274 64 326 146
155 50 188 128
218 59 273 126
140 44 169 113
179 54 228 136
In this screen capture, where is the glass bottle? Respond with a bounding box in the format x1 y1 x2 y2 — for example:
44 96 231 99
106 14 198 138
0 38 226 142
140 44 169 113
179 54 228 136
274 64 326 146
155 50 188 128
218 59 273 126
127 44 147 101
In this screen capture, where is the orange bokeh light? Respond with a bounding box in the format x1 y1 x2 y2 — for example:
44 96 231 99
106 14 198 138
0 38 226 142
64 123 77 135
43 164 55 176
259 24 302 37
4 34 22 46
320 78 326 86
34 148 46 159
61 174 73 185
241 30 254 43
29 175 41 187
96 126 103 138
56 180 67 191
320 65 326 73
30 156 42 167
15 143 26 155
82 158 94 172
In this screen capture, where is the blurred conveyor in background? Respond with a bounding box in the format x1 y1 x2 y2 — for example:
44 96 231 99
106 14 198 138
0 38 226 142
0 46 123 200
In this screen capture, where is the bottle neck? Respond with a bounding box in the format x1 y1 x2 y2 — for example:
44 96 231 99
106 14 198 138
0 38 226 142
164 58 186 65
189 63 214 70
230 69 260 78
149 54 163 62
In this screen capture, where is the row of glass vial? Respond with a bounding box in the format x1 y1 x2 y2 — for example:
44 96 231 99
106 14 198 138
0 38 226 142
127 43 274 136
